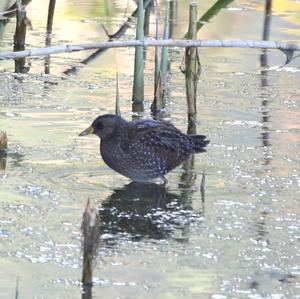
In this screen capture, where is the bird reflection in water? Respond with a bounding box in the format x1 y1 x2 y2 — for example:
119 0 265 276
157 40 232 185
81 171 204 298
99 181 202 241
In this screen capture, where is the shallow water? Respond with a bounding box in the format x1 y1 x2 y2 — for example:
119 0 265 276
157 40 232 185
0 0 299 298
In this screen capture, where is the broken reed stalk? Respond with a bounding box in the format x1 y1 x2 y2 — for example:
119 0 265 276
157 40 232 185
132 0 145 113
14 0 29 73
0 131 7 171
185 3 200 134
81 199 100 298
45 0 56 74
0 131 7 151
200 169 206 203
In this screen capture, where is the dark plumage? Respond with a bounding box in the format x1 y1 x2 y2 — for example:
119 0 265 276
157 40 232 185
79 114 209 183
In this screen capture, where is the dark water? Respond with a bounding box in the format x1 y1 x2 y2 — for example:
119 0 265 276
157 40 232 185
0 0 299 298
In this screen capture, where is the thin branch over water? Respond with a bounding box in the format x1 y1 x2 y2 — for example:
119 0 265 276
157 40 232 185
1 39 299 60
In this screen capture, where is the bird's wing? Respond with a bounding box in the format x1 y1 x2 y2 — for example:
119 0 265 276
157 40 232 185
128 119 185 152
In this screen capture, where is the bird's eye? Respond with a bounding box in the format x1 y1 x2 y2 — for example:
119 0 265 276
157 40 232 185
92 120 103 131
95 122 103 130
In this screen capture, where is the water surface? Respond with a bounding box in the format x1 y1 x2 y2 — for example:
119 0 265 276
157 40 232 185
0 0 299 298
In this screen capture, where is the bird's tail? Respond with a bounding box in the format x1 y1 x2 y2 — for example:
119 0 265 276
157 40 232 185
190 135 210 153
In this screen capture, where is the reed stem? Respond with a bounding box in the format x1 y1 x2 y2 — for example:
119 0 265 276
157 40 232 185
185 3 200 134
132 0 145 113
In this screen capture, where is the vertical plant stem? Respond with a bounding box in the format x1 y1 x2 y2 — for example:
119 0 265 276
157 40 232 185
81 199 101 299
14 0 28 73
45 0 56 74
169 0 177 38
132 0 144 113
200 168 206 203
260 0 272 165
151 2 161 114
144 0 153 36
185 3 200 134
152 3 169 118
115 69 121 116
15 277 19 299
46 0 56 38
160 4 169 89
0 131 7 171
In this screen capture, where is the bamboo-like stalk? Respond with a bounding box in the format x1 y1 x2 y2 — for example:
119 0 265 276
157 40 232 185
153 3 161 105
132 0 145 113
185 3 200 134
104 0 110 16
160 4 169 89
151 3 169 117
0 39 299 60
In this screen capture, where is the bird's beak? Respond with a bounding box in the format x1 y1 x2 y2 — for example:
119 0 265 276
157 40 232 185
79 126 94 136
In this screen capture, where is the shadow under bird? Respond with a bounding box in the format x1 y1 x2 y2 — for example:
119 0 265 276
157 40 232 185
79 114 209 183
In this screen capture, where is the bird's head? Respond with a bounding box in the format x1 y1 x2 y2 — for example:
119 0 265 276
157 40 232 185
79 114 125 140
